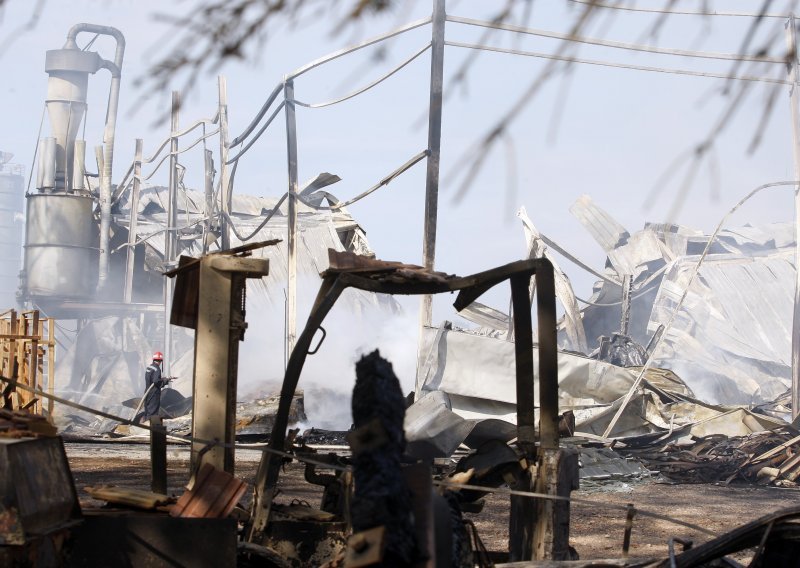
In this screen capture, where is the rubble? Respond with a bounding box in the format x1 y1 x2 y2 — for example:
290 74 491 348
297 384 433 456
0 408 57 438
618 428 800 486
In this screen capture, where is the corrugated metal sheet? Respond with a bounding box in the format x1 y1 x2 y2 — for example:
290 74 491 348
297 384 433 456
568 194 630 254
649 249 794 405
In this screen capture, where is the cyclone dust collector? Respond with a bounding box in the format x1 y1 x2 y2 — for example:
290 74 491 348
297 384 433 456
23 24 125 303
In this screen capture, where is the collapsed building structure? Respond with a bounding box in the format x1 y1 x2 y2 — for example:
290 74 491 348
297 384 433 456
408 195 797 453
6 2 800 565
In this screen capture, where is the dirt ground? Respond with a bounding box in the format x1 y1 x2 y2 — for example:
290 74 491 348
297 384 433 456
65 441 800 563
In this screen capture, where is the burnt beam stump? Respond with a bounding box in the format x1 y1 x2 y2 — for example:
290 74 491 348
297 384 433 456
348 350 419 566
510 447 580 561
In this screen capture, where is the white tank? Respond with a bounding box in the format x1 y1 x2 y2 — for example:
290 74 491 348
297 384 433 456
0 166 24 307
24 193 98 299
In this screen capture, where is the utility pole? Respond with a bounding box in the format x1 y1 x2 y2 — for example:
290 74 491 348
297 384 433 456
786 15 800 420
416 0 446 390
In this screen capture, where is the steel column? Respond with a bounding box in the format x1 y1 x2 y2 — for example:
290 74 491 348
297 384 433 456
124 139 143 303
219 76 231 251
419 0 446 328
164 92 179 376
786 15 800 420
284 79 299 361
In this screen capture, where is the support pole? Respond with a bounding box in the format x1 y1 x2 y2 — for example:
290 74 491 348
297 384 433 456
419 0 446 327
203 149 215 255
284 79 299 360
164 92 179 376
190 255 269 474
150 415 167 494
786 15 800 420
416 0 446 388
124 139 143 303
219 76 231 251
47 318 54 418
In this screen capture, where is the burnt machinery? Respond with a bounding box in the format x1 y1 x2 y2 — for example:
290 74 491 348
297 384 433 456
247 251 580 563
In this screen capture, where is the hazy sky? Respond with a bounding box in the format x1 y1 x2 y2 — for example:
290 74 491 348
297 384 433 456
1 1 798 399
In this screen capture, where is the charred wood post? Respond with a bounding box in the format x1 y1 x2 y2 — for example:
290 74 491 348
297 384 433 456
349 351 419 565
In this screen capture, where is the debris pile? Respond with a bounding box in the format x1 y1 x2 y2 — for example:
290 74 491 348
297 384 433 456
0 408 57 437
621 429 800 486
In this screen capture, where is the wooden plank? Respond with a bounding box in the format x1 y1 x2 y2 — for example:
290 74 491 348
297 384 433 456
751 434 800 464
182 469 230 517
85 485 173 509
205 474 247 518
0 334 49 341
171 463 247 519
7 310 16 406
172 463 215 517
28 311 40 414
47 318 54 417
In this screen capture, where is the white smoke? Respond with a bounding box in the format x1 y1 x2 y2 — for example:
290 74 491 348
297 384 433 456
237 279 420 430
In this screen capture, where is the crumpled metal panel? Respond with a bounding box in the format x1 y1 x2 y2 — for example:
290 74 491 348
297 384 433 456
417 326 691 409
649 249 794 405
568 194 630 254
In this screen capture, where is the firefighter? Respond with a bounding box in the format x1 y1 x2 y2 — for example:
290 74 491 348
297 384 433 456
143 351 167 419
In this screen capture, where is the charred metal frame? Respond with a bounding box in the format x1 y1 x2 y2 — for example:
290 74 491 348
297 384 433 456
249 257 559 547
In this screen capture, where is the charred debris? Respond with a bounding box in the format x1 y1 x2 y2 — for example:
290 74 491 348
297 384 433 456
6 250 800 566
5 3 800 567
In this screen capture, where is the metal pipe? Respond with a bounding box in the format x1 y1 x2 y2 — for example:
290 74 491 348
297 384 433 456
287 16 432 80
203 149 215 255
219 76 231 250
284 80 299 358
786 14 800 421
39 137 56 190
65 25 126 293
72 139 86 190
123 139 143 303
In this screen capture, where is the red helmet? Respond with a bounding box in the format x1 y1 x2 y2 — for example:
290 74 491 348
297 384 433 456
152 351 163 361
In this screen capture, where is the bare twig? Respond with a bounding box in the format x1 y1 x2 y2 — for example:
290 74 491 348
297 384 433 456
0 0 46 58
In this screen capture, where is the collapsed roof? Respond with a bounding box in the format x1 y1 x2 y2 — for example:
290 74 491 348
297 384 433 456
406 194 796 455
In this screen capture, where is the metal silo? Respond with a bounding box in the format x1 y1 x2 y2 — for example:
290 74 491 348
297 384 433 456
0 157 24 308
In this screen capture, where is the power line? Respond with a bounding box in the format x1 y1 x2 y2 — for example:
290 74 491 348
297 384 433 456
445 40 790 85
447 14 787 64
568 0 790 19
295 43 431 109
